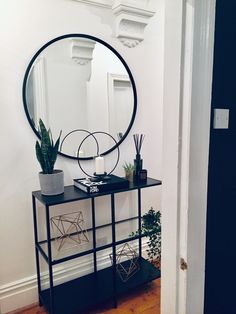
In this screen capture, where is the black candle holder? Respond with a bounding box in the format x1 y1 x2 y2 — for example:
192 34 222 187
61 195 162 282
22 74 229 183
90 172 111 182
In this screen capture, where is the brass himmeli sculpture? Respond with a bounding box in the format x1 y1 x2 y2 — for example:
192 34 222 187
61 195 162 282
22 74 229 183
51 211 89 251
110 243 140 282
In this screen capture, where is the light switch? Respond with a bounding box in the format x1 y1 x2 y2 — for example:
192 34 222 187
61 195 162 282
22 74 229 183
213 108 229 129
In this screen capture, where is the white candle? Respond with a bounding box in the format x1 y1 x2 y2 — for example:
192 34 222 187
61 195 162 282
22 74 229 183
95 156 105 175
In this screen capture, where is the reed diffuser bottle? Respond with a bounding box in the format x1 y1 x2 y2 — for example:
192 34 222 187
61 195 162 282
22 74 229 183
133 134 145 181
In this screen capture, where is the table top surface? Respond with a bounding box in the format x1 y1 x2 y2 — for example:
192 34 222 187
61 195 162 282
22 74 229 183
32 177 162 206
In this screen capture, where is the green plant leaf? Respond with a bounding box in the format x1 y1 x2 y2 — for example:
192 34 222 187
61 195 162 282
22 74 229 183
35 140 46 173
35 119 61 174
128 207 161 262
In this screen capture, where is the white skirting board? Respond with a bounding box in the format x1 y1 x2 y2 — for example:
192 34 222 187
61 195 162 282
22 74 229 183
0 244 149 313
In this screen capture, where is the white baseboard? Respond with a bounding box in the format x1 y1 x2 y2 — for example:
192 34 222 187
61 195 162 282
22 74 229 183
0 254 108 313
0 243 148 313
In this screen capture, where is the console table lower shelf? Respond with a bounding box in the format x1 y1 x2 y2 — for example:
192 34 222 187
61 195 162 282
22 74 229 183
40 257 160 314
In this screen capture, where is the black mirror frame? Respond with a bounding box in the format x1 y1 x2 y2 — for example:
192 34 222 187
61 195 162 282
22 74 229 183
22 33 137 160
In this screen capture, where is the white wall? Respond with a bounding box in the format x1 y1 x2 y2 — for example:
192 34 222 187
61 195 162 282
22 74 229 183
0 0 164 312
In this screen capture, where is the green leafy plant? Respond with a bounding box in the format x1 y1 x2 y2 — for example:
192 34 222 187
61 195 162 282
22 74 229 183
122 162 134 175
35 119 62 174
131 207 161 266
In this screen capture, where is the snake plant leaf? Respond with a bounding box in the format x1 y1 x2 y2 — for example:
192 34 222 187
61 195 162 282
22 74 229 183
35 140 47 174
35 119 61 174
48 131 61 172
39 120 51 160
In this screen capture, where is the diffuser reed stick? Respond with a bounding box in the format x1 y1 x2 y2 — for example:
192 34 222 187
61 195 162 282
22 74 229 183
133 134 145 156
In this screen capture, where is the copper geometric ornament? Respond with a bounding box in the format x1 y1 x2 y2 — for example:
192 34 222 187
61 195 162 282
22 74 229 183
51 211 89 252
110 243 140 282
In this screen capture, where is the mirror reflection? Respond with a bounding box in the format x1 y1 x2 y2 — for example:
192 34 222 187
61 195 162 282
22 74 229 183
24 35 136 159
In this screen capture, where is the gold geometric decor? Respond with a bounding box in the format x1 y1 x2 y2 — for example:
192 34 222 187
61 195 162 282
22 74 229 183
110 243 140 282
51 211 89 251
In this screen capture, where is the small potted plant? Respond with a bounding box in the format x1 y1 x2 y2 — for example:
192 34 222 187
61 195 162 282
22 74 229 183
123 162 135 182
131 207 161 269
36 119 64 195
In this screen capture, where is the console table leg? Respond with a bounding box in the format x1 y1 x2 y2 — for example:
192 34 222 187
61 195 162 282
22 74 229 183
113 297 118 308
138 188 142 257
32 196 42 306
111 193 117 308
91 197 97 273
45 205 54 314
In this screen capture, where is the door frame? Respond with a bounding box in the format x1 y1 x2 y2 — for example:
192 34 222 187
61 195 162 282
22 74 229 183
161 1 216 313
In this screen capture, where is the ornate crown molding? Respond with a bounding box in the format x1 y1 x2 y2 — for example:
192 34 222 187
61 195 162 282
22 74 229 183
71 38 96 65
112 2 155 48
71 0 156 48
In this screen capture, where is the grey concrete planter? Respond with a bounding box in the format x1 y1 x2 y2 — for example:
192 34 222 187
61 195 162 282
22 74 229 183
39 170 64 196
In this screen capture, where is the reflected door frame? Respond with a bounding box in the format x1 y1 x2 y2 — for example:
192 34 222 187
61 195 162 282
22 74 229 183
32 57 48 125
107 73 131 140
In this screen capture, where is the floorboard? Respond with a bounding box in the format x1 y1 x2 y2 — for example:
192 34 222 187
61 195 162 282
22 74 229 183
8 279 160 314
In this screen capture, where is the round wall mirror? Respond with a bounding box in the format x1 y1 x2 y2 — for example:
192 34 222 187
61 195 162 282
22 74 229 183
23 34 137 160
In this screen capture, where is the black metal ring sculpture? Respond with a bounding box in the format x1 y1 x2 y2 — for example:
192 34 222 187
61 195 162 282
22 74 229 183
77 131 120 178
59 129 99 158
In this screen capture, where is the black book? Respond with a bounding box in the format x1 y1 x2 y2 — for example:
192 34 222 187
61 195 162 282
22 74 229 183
73 175 129 194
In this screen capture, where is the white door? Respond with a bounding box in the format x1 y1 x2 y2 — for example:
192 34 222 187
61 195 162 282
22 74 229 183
161 1 216 313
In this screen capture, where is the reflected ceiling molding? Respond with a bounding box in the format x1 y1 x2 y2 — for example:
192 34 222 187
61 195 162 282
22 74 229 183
71 0 156 48
112 0 156 48
71 38 96 65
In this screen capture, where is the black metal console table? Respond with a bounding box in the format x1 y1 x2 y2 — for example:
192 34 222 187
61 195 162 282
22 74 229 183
32 177 162 314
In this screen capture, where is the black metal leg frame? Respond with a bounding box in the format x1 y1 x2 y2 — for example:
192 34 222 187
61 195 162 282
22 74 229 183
32 178 161 314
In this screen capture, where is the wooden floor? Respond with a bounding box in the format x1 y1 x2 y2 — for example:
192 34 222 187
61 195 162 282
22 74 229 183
9 279 160 314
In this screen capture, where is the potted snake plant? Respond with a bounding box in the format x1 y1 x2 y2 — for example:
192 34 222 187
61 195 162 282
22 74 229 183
35 119 64 195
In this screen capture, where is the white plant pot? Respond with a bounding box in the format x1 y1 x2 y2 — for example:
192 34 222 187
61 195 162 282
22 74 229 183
39 170 64 196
